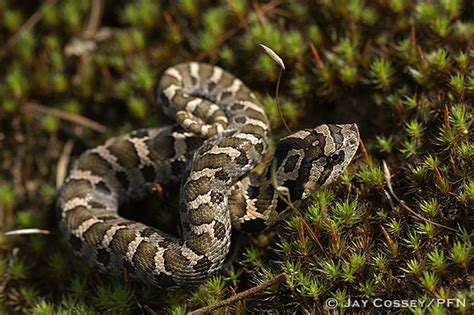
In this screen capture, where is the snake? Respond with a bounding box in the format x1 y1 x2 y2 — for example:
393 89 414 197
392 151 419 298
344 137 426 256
57 62 360 288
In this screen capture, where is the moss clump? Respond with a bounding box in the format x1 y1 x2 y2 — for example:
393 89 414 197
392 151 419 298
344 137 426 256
0 0 472 313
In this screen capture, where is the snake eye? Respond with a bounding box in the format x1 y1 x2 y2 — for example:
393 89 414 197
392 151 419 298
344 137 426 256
331 153 342 164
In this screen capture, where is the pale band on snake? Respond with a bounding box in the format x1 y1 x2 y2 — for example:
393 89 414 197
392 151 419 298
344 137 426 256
57 62 360 288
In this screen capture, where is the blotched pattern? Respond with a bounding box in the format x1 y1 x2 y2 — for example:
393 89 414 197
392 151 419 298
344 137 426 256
58 62 360 288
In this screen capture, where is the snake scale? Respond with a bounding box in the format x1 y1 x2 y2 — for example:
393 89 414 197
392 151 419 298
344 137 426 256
57 62 360 288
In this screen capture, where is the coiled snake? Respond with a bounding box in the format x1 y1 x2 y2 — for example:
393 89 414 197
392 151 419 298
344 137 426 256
57 62 359 288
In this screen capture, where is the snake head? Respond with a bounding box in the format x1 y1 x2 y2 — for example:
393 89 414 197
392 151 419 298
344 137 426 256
274 123 359 201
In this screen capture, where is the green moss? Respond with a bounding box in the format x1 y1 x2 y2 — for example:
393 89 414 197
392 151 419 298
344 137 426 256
356 164 384 188
0 183 14 210
31 300 55 315
289 74 311 98
0 0 472 313
2 9 22 32
419 198 440 217
93 284 134 313
61 0 89 34
332 200 360 227
41 115 60 133
191 275 226 307
369 58 396 90
5 64 28 99
120 0 160 30
130 60 155 92
9 259 29 281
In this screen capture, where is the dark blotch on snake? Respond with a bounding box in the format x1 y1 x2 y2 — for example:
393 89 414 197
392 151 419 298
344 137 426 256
210 192 224 204
235 116 246 124
88 200 107 210
97 215 117 221
141 227 159 238
170 160 185 176
130 129 149 138
154 273 177 288
240 218 267 233
97 248 111 265
220 91 232 100
140 165 156 182
207 81 216 91
215 170 229 181
283 155 299 173
108 140 140 168
212 221 226 239
95 181 111 194
123 260 135 275
68 234 83 251
235 153 249 166
115 171 129 191
230 102 244 111
249 185 260 199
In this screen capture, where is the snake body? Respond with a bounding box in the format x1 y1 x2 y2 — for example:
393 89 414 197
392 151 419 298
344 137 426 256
57 62 360 288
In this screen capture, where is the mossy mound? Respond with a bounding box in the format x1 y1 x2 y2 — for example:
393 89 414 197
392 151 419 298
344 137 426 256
0 0 472 313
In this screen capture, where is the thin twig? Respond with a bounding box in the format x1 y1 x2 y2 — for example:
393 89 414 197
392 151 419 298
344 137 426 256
83 0 103 38
188 273 287 315
23 101 108 133
417 45 426 65
269 161 329 258
327 219 338 243
410 26 416 48
380 225 393 247
1 0 58 56
259 44 291 134
5 228 51 236
275 69 292 133
359 137 371 166
444 104 451 129
382 161 457 232
267 6 294 18
278 190 329 259
56 139 75 189
143 305 158 315
252 0 268 24
309 43 324 69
